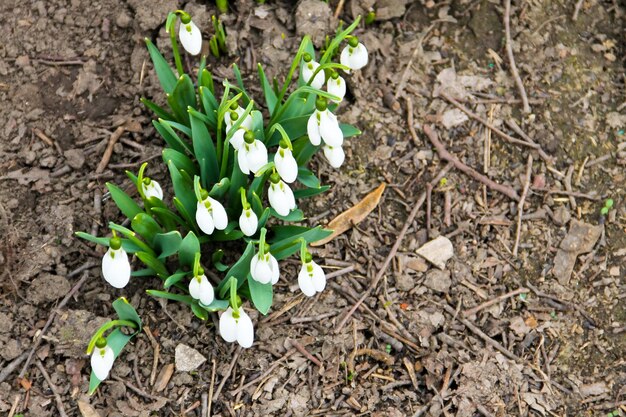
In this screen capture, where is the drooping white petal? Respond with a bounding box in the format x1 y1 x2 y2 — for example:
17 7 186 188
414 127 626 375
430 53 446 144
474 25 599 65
282 181 296 211
235 106 254 131
310 261 326 292
230 128 246 150
268 181 294 217
196 201 215 235
247 141 268 174
350 43 369 70
102 248 131 289
207 197 228 230
237 148 250 175
327 76 346 103
319 110 343 147
298 266 317 297
250 254 273 284
302 60 325 89
274 148 298 183
340 46 352 73
198 275 215 305
142 180 163 200
323 145 345 168
307 112 322 146
236 309 254 348
189 276 202 300
91 345 115 381
239 209 258 236
269 254 280 285
179 20 202 56
219 307 238 343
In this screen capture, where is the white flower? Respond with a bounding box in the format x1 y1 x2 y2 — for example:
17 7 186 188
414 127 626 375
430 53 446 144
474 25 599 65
219 306 254 348
340 40 368 71
327 74 346 103
91 344 115 381
302 59 325 89
298 260 326 297
188 274 215 306
250 250 280 285
102 242 131 289
225 106 253 133
307 104 343 147
179 19 202 56
196 196 228 235
239 207 258 237
238 139 268 175
268 178 296 217
274 147 298 183
141 179 163 200
229 128 246 151
323 144 345 168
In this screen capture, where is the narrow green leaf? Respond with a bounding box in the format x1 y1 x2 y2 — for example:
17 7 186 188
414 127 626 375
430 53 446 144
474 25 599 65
179 231 200 268
154 120 191 155
145 39 176 94
112 297 142 328
141 97 174 120
167 74 196 125
189 109 219 185
106 183 143 221
270 208 305 222
135 251 169 278
267 115 309 147
108 223 155 256
269 226 333 260
162 148 198 177
167 160 196 220
191 303 209 320
199 86 218 128
297 167 321 189
147 289 194 304
247 275 273 315
258 63 278 114
164 270 189 289
340 123 361 138
154 231 182 259
217 241 254 296
258 207 271 229
209 177 230 199
199 298 229 312
294 185 330 199
131 213 162 246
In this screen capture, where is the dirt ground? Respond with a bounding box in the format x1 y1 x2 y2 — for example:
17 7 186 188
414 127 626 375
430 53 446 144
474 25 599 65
1 0 625 416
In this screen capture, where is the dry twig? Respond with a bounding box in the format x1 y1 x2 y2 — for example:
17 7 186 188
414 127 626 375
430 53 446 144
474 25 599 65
572 0 584 20
464 287 529 317
504 0 531 113
512 155 533 256
405 97 420 146
96 126 126 174
290 339 322 367
36 360 69 417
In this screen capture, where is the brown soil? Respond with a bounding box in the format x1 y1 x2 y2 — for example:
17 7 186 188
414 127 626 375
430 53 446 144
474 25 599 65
1 0 625 416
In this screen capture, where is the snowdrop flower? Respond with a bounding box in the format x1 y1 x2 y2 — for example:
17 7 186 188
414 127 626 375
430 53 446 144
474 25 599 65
225 104 253 133
268 173 296 217
237 131 268 175
274 140 298 183
188 273 215 306
239 206 258 237
250 246 280 285
178 16 202 56
302 53 325 90
102 237 131 289
91 338 115 381
298 254 326 297
307 97 343 147
340 37 368 72
323 144 345 168
196 192 228 235
219 306 254 348
327 72 346 103
141 178 163 200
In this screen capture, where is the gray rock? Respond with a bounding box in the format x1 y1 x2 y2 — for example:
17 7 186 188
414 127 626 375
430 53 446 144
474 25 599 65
175 344 206 372
423 269 452 293
64 149 85 169
395 272 414 292
416 236 454 270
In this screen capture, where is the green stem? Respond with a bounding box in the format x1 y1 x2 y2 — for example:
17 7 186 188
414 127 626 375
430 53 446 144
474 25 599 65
168 17 185 77
258 227 267 257
86 319 139 354
320 16 362 65
229 276 238 312
219 98 253 179
275 36 311 112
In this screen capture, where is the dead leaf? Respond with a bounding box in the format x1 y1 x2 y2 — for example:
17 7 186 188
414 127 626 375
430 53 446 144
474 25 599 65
312 183 386 246
77 400 102 417
154 363 174 392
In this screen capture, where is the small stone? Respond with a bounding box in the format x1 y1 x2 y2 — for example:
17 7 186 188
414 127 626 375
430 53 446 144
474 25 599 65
609 266 620 276
115 11 132 28
405 256 428 273
395 273 414 292
64 149 85 169
423 270 451 293
15 55 30 68
1 339 22 361
175 344 206 372
416 236 454 269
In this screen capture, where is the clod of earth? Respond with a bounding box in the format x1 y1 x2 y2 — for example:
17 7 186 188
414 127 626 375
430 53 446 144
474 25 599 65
552 220 603 284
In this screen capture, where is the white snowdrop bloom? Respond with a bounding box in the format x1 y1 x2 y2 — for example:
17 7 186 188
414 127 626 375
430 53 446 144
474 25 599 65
188 274 215 306
298 258 326 297
340 38 368 72
229 128 246 151
302 53 325 89
219 306 254 348
268 174 296 217
91 340 115 381
323 144 345 168
225 106 253 133
250 250 280 285
196 195 228 235
141 178 163 200
237 133 268 175
327 73 346 103
239 207 258 237
307 104 343 147
179 19 202 56
274 144 298 183
102 238 131 289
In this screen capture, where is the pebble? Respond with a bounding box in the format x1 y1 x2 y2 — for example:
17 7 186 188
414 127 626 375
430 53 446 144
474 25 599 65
423 269 452 293
416 236 454 270
175 344 206 372
64 149 85 169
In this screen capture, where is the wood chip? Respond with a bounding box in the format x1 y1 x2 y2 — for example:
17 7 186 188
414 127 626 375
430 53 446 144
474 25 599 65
77 400 102 417
154 363 175 392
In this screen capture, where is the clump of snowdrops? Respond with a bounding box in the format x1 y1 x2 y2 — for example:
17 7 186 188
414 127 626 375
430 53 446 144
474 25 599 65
79 10 368 393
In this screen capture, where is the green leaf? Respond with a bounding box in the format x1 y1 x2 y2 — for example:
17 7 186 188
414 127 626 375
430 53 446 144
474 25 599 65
167 160 196 220
145 39 176 94
108 223 155 255
200 69 215 94
297 167 321 189
191 302 209 320
212 250 229 272
131 213 162 246
150 206 187 230
141 97 174 120
211 227 244 242
199 86 218 128
167 74 196 125
173 197 198 234
217 241 255 296
294 185 330 199
340 123 361 138
269 226 333 260
162 119 193 138
162 148 198 177
147 289 194 304
154 231 182 259
258 207 271 229
228 158 247 215
164 270 189 289
136 251 169 278
75 232 144 254
267 115 309 146
232 64 251 106
179 231 200 268
258 64 278 114
154 120 191 155
293 136 318 166
131 268 154 277
113 297 142 327
270 208 305 222
209 177 230 199
199 298 229 312
106 183 143 221
247 274 273 315
189 109 219 186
